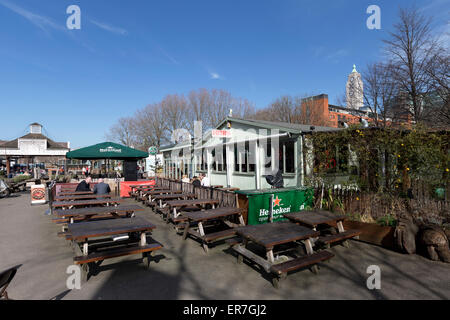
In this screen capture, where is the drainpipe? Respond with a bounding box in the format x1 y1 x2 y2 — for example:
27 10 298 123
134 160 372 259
269 194 274 223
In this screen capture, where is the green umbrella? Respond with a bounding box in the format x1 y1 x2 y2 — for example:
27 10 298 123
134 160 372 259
66 142 148 160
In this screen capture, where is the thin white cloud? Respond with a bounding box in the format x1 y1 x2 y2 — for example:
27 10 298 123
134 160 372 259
326 49 348 61
0 0 64 34
157 45 179 65
90 20 128 36
420 0 448 12
210 72 221 80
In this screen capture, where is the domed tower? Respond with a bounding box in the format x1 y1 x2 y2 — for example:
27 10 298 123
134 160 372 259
346 64 364 109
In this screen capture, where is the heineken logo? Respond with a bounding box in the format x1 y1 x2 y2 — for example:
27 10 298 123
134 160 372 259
100 146 122 153
273 195 282 207
259 206 291 217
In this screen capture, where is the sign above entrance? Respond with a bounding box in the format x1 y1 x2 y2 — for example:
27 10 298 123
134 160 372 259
148 146 158 155
212 130 231 138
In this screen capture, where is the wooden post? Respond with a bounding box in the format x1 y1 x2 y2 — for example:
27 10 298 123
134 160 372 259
238 214 245 226
337 221 345 233
140 232 147 246
198 222 209 253
6 156 10 175
304 238 314 255
266 249 275 263
83 241 88 256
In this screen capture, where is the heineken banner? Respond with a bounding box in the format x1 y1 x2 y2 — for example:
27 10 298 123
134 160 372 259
241 188 314 225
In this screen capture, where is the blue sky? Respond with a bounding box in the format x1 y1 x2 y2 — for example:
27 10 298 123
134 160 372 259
0 0 448 148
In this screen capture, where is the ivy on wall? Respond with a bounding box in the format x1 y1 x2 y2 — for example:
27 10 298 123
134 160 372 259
307 125 449 197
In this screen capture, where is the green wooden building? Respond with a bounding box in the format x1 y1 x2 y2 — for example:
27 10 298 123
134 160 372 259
160 117 340 190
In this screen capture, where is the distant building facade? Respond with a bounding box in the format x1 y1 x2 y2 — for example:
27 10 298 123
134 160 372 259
300 94 373 128
346 64 364 110
0 123 70 174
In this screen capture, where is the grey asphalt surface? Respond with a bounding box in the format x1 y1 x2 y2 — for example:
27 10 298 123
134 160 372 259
0 192 449 300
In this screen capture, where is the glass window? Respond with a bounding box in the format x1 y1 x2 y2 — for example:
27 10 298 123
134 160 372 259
285 140 295 173
263 139 272 169
241 142 248 172
211 148 216 171
216 144 226 172
234 143 239 172
248 141 255 172
223 145 227 171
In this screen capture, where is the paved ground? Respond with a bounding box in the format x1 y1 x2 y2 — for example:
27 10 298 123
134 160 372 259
0 192 449 300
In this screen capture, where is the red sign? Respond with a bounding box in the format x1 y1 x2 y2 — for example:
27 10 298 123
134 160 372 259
31 185 46 205
120 180 155 198
212 130 231 138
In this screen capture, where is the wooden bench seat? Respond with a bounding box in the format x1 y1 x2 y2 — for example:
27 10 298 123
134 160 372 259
52 217 68 223
270 250 334 275
203 229 236 242
225 236 242 246
318 229 362 245
52 213 127 224
173 216 188 223
73 242 162 265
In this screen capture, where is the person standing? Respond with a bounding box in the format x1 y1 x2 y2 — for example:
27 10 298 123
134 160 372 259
200 173 210 187
82 166 86 177
191 176 201 188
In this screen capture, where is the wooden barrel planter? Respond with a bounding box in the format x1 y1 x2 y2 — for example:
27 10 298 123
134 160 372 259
343 221 395 249
327 220 395 249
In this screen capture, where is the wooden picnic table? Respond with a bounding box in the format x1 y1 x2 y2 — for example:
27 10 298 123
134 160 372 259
151 193 196 208
54 194 112 201
130 185 165 199
143 189 180 195
66 217 162 282
57 191 94 196
54 204 145 220
283 210 361 248
231 221 334 288
165 199 219 219
182 207 245 253
139 189 181 203
128 184 153 193
52 197 124 209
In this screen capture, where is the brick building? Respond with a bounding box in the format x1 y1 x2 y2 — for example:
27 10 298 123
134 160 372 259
300 94 374 128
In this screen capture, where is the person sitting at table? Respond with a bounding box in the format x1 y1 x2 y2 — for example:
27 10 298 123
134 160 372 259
191 176 201 188
75 176 91 192
93 178 111 196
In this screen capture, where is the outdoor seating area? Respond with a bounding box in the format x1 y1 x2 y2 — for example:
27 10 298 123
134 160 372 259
122 177 362 288
47 182 164 282
4 171 439 295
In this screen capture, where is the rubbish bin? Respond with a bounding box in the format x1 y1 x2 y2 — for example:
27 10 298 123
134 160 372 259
236 187 314 225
